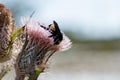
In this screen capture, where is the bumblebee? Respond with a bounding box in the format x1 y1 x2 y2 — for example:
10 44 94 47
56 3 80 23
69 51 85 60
39 21 63 45
48 21 63 45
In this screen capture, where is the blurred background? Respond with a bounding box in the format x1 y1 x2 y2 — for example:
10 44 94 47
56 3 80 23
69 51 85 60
1 0 120 80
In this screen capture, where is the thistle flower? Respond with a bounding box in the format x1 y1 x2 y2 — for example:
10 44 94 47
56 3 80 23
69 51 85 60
15 18 72 80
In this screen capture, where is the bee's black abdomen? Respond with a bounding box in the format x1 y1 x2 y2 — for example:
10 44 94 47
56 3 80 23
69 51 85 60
53 33 63 45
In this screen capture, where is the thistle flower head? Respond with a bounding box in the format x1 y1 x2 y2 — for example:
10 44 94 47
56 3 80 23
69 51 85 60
21 18 72 51
15 18 72 80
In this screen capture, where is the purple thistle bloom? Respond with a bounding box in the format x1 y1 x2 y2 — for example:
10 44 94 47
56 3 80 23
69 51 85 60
15 18 72 80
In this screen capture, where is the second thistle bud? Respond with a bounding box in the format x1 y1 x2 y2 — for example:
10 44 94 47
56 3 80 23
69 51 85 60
0 4 14 61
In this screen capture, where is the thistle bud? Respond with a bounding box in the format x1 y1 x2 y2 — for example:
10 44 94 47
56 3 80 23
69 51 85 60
0 3 14 60
0 3 15 79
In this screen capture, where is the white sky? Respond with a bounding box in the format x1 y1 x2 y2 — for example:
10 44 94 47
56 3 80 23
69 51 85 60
1 0 120 40
37 0 120 40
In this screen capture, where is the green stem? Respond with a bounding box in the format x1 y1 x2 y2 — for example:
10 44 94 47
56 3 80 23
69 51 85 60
28 69 41 80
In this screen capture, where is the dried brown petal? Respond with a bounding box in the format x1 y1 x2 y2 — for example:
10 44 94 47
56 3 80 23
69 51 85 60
0 3 15 61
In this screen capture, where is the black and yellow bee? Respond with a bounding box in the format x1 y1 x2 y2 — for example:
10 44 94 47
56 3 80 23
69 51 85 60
39 21 63 45
48 21 63 45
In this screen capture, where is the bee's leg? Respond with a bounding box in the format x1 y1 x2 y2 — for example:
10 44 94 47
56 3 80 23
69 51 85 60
38 22 49 30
